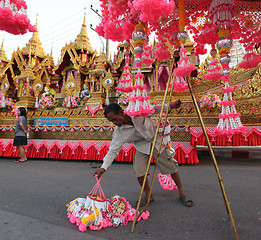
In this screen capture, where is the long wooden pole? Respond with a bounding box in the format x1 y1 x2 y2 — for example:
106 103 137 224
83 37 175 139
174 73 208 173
187 77 239 240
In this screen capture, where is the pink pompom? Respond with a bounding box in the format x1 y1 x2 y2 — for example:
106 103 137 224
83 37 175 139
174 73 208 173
174 64 195 78
78 223 87 232
69 214 77 224
173 82 188 91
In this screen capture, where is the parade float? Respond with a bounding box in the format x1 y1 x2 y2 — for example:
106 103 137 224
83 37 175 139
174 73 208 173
0 0 260 166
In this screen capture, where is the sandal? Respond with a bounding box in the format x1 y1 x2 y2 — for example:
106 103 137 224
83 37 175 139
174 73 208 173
180 196 194 207
14 159 27 163
135 196 155 208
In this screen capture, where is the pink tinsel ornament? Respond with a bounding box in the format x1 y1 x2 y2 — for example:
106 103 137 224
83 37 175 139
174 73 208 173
153 42 171 61
173 48 195 78
124 24 154 117
115 40 133 93
204 60 223 81
214 80 247 136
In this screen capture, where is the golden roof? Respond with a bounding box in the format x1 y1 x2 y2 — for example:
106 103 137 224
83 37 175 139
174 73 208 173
74 7 94 54
19 58 35 79
0 37 9 62
21 15 46 59
45 48 55 68
89 53 106 74
99 48 107 63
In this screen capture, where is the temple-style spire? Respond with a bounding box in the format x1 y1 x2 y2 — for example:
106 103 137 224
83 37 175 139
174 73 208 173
32 14 39 42
99 47 107 63
0 36 9 62
22 14 46 59
74 7 94 54
46 45 55 68
90 51 106 74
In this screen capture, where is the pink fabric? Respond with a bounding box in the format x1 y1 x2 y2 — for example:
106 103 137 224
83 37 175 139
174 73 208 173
190 126 261 146
0 139 198 164
158 66 169 91
143 76 151 92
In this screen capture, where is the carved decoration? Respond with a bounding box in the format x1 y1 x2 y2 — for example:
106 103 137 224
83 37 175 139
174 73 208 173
33 76 43 97
65 72 77 95
102 70 114 90
0 75 10 95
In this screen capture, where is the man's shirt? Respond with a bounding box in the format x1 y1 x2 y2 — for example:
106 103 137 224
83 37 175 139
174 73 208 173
101 103 168 170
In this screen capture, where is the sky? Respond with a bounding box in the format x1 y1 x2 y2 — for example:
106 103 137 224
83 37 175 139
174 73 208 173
0 0 119 63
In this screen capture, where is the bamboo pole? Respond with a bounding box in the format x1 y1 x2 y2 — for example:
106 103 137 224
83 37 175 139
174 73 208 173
187 76 239 240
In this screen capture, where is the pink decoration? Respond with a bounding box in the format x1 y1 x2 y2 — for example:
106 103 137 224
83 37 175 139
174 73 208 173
78 223 87 232
69 214 77 224
173 78 188 92
193 43 208 56
204 60 223 81
239 51 261 70
67 178 150 231
0 138 200 164
0 0 36 35
142 45 154 65
84 104 103 115
153 42 171 61
199 93 221 109
214 80 247 136
115 47 133 93
173 48 195 78
158 173 177 191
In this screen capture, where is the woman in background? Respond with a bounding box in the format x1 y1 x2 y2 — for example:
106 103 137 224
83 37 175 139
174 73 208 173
13 107 28 163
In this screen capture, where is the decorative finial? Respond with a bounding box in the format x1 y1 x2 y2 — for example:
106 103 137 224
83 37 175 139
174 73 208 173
36 13 39 31
1 34 4 50
50 38 54 56
83 7 87 26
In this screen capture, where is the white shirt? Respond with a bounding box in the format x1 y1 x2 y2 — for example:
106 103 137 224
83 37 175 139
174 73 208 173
101 104 168 170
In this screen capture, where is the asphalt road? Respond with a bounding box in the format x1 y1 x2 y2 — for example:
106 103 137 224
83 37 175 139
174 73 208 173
0 156 260 240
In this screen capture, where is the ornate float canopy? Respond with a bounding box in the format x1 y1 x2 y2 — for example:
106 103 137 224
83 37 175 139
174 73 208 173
74 7 94 55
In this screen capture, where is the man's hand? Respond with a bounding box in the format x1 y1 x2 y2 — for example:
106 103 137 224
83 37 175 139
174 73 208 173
170 99 182 109
94 168 106 179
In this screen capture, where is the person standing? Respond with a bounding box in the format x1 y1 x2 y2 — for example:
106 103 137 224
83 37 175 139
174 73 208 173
13 107 28 163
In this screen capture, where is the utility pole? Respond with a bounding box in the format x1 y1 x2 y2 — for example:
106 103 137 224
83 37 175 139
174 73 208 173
90 5 109 60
